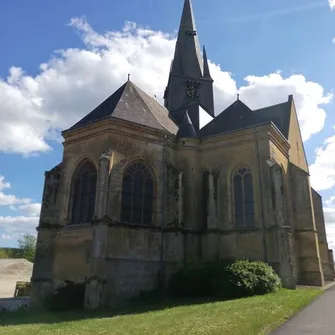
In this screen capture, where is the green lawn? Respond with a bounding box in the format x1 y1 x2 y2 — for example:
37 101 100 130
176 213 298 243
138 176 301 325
0 288 321 335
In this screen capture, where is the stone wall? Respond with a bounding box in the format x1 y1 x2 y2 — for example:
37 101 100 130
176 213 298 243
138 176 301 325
0 297 29 312
103 226 183 307
312 189 334 281
39 164 62 227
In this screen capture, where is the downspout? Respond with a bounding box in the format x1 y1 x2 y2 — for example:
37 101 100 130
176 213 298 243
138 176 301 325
253 127 268 263
160 134 168 289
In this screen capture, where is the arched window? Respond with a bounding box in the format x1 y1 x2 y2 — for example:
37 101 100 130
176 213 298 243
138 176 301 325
70 160 97 225
233 166 255 227
121 161 154 225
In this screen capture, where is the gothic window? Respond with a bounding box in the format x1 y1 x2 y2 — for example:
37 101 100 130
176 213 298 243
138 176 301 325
233 166 255 227
69 160 97 225
121 161 154 225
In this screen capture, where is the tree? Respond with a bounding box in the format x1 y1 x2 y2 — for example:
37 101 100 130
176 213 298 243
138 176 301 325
18 234 36 263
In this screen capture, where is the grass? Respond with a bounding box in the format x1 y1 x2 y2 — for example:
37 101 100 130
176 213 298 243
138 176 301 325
0 288 322 335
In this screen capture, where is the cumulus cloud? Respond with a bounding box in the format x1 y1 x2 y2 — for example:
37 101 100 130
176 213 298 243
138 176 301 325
0 18 332 155
0 176 10 191
323 196 335 250
15 203 41 217
330 0 335 10
0 216 38 241
0 175 32 206
310 135 335 191
239 72 332 141
0 175 40 243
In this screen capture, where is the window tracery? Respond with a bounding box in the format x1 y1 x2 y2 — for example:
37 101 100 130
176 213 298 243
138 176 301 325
69 160 97 225
233 166 255 227
121 161 154 225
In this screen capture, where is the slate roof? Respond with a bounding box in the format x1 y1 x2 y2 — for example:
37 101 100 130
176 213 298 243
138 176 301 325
198 97 292 139
69 81 178 134
253 100 291 138
171 0 203 77
177 111 197 138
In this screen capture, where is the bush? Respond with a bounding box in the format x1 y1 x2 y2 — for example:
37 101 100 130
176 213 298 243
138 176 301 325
225 260 282 297
167 259 281 300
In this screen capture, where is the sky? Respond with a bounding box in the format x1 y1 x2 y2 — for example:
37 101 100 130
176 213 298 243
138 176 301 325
0 0 335 248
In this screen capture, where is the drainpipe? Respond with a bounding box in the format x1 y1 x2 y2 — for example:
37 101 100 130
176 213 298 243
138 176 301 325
253 127 268 263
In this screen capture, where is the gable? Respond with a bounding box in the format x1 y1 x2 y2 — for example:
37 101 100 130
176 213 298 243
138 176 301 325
286 96 309 173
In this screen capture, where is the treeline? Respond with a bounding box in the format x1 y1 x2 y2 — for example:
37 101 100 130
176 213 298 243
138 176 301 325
0 234 36 263
0 248 23 259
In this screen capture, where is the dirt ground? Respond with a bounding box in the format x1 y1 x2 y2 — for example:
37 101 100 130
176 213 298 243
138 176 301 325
0 259 33 298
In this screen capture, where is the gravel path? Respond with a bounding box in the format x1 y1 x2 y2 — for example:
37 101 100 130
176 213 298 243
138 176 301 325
0 259 33 298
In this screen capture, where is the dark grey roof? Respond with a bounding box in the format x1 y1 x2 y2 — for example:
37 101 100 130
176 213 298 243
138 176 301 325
177 111 197 138
69 81 178 134
198 99 265 138
171 0 203 77
203 46 211 78
254 100 291 138
198 97 292 139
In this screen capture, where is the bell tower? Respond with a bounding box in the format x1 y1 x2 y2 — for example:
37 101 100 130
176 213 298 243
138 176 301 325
164 0 214 131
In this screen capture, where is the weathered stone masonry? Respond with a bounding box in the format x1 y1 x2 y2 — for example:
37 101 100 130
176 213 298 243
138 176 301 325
30 0 334 310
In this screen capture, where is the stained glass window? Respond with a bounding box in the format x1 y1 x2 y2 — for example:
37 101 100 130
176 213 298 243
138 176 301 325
233 167 255 227
121 161 154 225
70 160 97 225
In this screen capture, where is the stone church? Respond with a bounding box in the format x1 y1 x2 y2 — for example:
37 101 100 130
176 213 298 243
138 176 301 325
31 0 334 309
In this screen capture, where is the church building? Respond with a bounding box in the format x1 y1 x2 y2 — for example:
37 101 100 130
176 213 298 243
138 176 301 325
31 0 335 309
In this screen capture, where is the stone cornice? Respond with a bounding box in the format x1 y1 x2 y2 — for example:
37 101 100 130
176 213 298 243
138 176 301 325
199 123 271 152
268 124 290 159
62 117 176 148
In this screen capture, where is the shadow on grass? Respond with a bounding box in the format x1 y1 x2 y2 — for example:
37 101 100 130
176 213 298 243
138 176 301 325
0 295 228 327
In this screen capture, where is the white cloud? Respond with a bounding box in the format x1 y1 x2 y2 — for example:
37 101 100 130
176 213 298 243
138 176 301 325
324 205 335 250
0 175 40 244
0 176 10 191
1 234 12 240
310 135 335 191
239 72 332 141
0 175 32 206
0 18 332 155
330 0 335 10
17 203 41 217
0 216 38 241
0 193 32 207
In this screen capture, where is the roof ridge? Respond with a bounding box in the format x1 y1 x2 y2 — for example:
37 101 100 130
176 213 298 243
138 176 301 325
253 100 288 112
126 81 168 131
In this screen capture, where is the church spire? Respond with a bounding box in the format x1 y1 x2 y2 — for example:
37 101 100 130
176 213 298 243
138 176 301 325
203 46 211 79
164 0 215 131
171 0 203 77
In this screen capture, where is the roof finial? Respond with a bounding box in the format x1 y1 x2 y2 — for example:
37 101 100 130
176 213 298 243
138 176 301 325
237 93 240 101
128 73 131 81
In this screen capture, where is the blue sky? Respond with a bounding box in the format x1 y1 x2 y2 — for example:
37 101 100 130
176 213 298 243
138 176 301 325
0 0 335 248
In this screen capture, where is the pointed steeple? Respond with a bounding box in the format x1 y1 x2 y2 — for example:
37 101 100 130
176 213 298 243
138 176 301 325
171 0 203 77
203 46 212 79
177 111 197 138
164 0 215 130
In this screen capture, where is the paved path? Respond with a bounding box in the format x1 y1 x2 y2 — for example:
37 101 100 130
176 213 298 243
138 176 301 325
272 286 335 334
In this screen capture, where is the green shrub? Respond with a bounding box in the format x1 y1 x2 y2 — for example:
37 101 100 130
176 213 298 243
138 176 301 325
225 260 282 297
167 259 281 300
